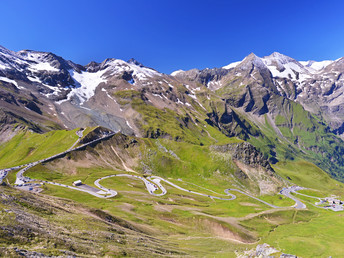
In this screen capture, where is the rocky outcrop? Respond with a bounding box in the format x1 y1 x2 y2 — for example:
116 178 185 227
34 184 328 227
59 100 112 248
206 107 261 141
212 142 274 173
211 142 283 195
79 126 114 144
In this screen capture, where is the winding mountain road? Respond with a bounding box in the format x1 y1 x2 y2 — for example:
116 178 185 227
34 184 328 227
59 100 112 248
225 188 279 208
0 130 312 210
279 186 307 209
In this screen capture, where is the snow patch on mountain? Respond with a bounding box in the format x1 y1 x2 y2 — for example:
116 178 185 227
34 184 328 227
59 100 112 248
300 60 333 71
266 61 306 81
223 61 241 69
261 52 311 82
29 62 59 72
171 69 184 76
0 62 10 70
27 76 42 83
104 59 160 82
0 77 19 88
66 70 107 104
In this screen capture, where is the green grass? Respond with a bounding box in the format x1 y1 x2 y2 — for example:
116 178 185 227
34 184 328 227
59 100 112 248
3 113 344 257
259 194 295 207
262 206 344 257
0 129 80 168
114 90 234 145
31 136 344 257
273 159 344 196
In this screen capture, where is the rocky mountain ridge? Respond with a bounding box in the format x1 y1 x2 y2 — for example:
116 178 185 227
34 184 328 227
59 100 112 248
1 45 343 135
176 52 344 133
1 45 344 181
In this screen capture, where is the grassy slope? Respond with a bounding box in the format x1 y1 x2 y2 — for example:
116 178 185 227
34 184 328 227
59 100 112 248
16 129 343 257
34 160 344 257
2 91 344 257
0 185 187 257
0 129 79 168
270 99 344 181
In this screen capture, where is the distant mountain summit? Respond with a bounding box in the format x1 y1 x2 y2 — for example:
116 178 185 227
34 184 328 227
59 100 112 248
0 45 341 133
2 45 344 180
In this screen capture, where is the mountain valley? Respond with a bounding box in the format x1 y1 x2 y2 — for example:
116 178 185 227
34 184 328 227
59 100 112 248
1 45 344 257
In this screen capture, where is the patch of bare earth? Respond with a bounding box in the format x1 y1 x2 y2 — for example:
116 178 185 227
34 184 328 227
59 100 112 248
234 160 282 195
239 202 260 207
191 212 256 243
203 220 254 244
117 203 135 213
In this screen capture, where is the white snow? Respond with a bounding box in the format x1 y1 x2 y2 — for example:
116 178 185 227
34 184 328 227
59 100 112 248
0 77 18 87
101 88 122 111
189 93 197 100
207 80 221 88
126 120 133 129
161 93 168 100
0 76 24 89
171 70 184 76
0 62 9 70
176 98 184 105
56 99 68 105
263 58 310 82
27 76 42 83
152 93 163 99
222 61 241 70
300 60 333 71
66 69 107 104
105 59 160 82
29 62 59 72
79 105 91 111
195 99 206 111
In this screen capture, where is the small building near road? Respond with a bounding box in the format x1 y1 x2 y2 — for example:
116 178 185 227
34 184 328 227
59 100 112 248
73 180 82 186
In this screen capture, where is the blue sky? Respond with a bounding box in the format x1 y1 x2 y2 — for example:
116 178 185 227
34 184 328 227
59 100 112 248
1 0 344 73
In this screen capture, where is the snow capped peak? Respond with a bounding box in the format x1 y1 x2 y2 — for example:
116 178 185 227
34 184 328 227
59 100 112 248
259 52 311 81
238 53 267 70
100 58 160 80
263 52 296 65
127 58 144 67
223 53 265 70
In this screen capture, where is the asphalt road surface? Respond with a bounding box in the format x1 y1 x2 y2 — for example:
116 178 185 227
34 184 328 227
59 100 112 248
279 186 307 209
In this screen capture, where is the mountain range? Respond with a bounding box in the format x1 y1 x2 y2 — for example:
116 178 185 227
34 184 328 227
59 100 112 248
3 45 344 256
1 45 344 181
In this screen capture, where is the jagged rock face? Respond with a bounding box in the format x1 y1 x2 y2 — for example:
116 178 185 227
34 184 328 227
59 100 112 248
212 142 274 174
0 47 81 90
173 67 230 87
206 106 261 141
0 46 175 135
295 58 344 132
211 142 283 194
174 52 344 136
